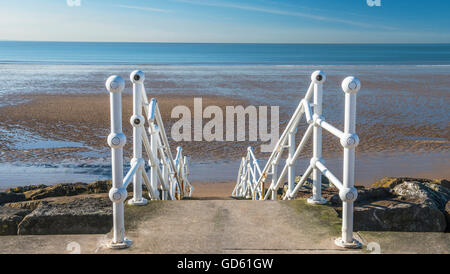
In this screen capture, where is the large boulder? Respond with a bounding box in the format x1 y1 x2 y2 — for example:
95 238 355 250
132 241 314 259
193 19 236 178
0 206 31 235
4 200 44 211
5 180 130 202
372 177 449 190
446 201 450 232
87 180 112 193
329 187 392 205
0 192 26 205
22 183 89 200
331 178 449 232
6 184 47 194
86 180 133 193
393 181 448 212
352 199 446 232
18 196 112 235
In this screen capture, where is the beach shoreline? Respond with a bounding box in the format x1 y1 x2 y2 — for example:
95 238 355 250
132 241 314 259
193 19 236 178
0 92 448 188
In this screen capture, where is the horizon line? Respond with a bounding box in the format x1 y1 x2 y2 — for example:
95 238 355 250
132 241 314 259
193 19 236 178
1 40 449 45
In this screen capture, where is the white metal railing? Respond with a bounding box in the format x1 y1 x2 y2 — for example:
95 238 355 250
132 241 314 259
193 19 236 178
105 70 193 249
232 147 264 200
232 71 362 249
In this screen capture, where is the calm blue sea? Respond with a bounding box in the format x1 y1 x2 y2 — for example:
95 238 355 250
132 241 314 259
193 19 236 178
1 41 450 65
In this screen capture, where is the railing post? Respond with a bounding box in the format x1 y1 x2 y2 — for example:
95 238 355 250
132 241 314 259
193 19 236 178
106 75 131 249
288 128 296 199
183 156 191 197
308 71 327 205
271 163 277 200
240 157 246 197
128 70 148 206
178 147 185 198
150 125 160 200
162 157 169 200
246 160 252 199
335 76 362 248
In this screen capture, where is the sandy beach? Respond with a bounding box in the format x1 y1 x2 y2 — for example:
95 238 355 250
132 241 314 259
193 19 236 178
190 181 236 199
0 61 448 190
0 88 448 188
1 91 448 161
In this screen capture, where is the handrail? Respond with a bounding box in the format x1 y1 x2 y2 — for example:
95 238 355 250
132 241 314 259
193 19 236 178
106 70 192 249
233 147 264 199
263 123 314 200
232 71 363 249
253 81 315 197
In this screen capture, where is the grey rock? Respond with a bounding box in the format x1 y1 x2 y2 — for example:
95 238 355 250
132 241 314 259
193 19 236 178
351 200 447 232
87 180 133 193
0 206 31 235
6 184 47 193
393 181 448 212
329 179 449 232
4 200 43 211
23 183 89 200
446 201 450 232
87 180 112 194
18 197 112 235
0 192 26 205
329 187 392 205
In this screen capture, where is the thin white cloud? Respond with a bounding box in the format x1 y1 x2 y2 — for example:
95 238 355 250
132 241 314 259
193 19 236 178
173 0 397 31
114 4 171 13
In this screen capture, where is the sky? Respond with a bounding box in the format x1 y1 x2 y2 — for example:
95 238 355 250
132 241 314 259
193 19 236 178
1 0 450 43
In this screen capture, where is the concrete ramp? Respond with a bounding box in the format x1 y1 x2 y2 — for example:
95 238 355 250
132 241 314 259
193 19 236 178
119 199 361 254
1 199 448 254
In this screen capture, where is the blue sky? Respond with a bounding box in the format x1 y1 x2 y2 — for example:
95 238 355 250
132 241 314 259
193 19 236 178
1 0 450 43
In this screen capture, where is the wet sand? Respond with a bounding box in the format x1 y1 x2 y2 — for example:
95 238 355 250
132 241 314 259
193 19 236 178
0 91 449 189
190 181 235 199
0 93 258 163
1 92 448 163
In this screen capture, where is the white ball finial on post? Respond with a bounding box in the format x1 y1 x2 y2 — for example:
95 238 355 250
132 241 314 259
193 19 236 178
106 75 125 93
341 76 361 94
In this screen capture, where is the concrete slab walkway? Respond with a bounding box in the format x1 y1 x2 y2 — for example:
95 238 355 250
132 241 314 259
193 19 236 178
0 199 448 254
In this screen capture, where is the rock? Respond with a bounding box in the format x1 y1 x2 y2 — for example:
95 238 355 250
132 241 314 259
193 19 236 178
18 196 112 235
371 177 406 189
433 179 450 190
6 184 47 193
327 178 449 232
329 187 392 206
0 206 31 235
393 181 448 212
87 180 112 193
0 192 26 205
372 177 449 190
351 200 446 232
4 180 134 202
445 201 450 232
4 200 43 211
23 183 89 200
295 174 330 189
